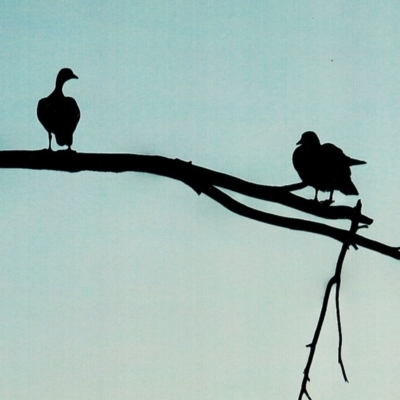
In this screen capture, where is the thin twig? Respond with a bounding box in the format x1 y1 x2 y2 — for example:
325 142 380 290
334 201 362 384
335 280 348 382
298 276 336 400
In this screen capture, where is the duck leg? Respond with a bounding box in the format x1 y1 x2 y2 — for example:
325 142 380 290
313 189 319 202
47 131 52 151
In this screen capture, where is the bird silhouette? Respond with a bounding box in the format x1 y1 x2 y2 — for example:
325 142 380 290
292 131 366 204
37 68 80 151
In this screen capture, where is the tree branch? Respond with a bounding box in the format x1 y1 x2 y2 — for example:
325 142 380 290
0 149 396 398
204 186 400 260
0 150 400 260
0 149 396 258
0 150 373 225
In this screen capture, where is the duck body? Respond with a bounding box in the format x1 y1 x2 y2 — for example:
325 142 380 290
292 131 365 202
37 68 80 150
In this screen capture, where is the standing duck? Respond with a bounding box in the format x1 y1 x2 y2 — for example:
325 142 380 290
37 68 80 150
292 131 366 204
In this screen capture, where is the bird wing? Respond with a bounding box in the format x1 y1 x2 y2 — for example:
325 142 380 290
37 97 58 133
37 96 80 135
320 143 359 195
62 97 80 133
321 143 346 162
322 143 365 166
53 97 80 146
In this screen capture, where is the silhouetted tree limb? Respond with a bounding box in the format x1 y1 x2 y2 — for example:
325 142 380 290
204 186 400 260
0 150 373 224
298 201 362 400
0 150 397 259
0 149 397 399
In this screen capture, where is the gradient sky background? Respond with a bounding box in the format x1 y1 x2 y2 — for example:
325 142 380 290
1 1 400 399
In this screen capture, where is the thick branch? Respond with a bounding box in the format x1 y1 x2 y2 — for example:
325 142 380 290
0 150 373 225
0 150 396 258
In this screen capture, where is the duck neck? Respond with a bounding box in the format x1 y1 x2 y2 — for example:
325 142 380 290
54 77 66 94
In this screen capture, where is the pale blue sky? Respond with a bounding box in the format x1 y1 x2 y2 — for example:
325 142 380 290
1 1 400 399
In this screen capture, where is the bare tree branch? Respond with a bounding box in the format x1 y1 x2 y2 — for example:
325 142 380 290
0 149 397 258
0 149 397 398
0 150 373 224
204 186 400 260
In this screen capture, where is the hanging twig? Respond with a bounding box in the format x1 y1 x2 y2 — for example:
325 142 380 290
335 279 348 382
298 201 362 400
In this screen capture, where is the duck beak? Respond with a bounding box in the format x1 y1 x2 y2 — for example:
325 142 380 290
296 138 302 145
72 73 79 79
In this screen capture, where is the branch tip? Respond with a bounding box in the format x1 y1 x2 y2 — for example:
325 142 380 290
350 243 359 250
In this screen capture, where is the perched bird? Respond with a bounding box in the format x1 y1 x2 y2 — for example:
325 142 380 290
37 68 80 150
292 131 366 204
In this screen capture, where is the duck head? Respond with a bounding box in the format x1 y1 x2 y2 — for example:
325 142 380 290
56 68 79 88
296 131 320 146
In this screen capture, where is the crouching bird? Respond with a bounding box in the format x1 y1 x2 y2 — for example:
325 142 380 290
37 68 80 151
292 131 366 204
